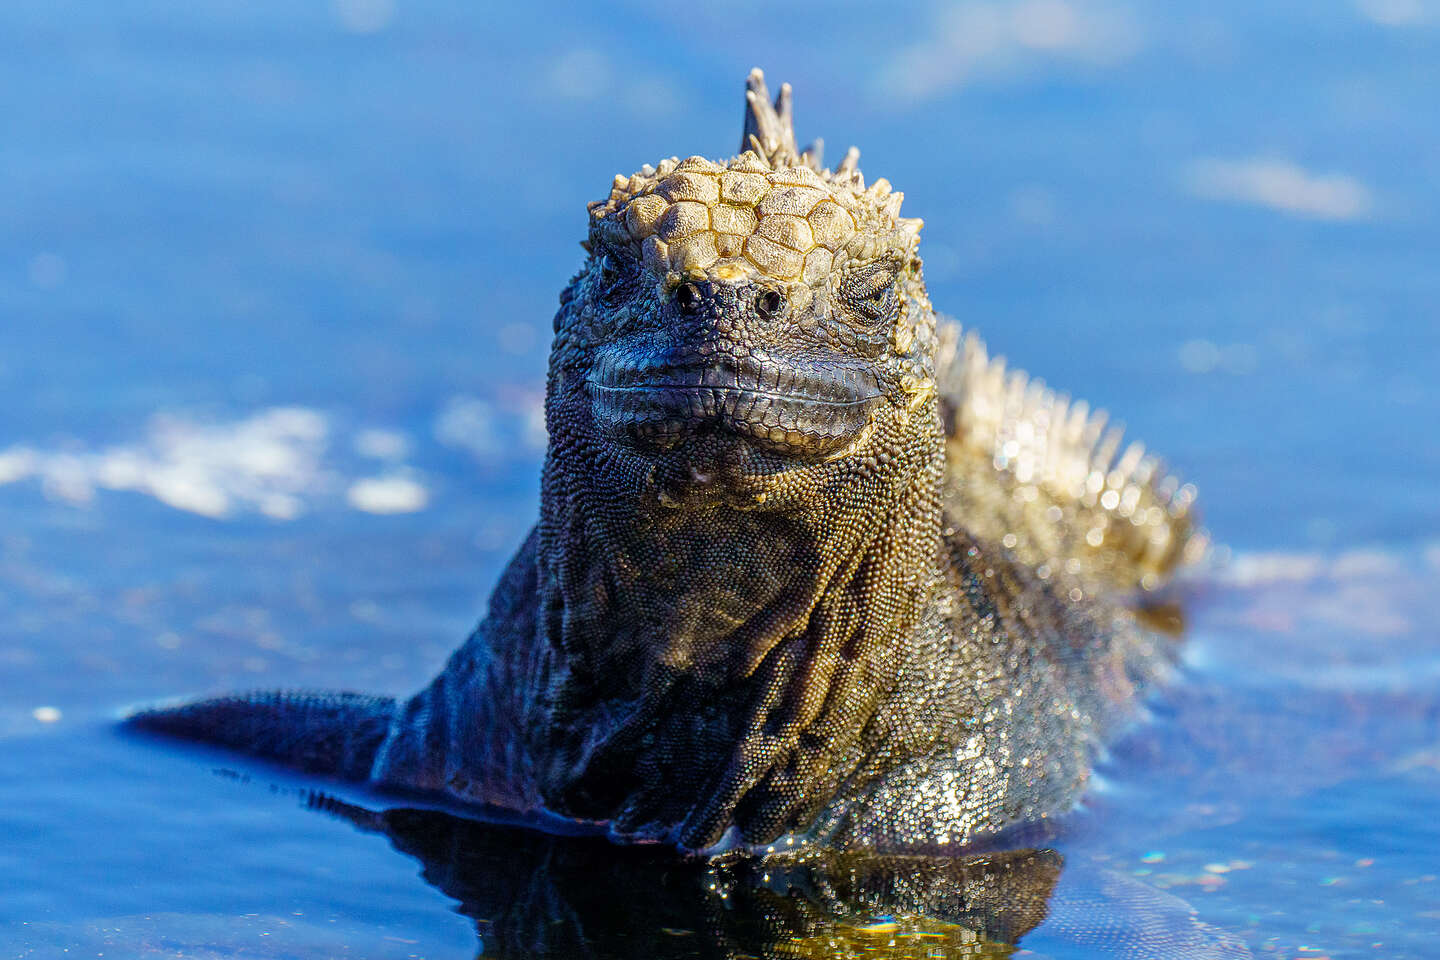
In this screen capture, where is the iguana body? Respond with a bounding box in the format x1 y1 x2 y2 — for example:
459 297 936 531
130 71 1203 855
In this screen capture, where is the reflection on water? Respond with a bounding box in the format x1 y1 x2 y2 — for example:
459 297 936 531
306 795 1247 960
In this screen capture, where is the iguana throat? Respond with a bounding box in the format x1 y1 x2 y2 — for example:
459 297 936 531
535 413 946 848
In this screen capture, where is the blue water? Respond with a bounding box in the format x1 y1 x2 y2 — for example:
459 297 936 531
2 2 1437 957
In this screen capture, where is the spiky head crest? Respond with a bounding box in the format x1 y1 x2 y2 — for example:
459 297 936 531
586 68 924 288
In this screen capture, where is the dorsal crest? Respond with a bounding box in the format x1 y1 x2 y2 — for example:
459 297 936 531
741 68 829 174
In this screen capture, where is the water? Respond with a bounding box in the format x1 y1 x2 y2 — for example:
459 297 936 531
2 1 1437 957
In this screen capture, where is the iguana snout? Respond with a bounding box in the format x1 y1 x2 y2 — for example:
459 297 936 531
585 275 886 459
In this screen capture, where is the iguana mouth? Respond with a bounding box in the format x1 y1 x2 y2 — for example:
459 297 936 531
586 352 882 457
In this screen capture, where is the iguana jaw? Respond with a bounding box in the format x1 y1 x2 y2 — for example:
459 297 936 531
585 347 884 460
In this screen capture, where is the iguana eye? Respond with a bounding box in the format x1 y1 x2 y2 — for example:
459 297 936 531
840 261 901 324
596 254 620 284
594 253 632 304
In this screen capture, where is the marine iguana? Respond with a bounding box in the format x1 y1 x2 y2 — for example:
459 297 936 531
129 69 1204 855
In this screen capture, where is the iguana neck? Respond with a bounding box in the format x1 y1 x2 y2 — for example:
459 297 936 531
532 421 946 848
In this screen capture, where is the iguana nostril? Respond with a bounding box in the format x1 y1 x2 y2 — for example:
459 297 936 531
755 289 786 319
677 282 703 312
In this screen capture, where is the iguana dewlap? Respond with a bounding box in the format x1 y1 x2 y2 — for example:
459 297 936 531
130 70 1204 854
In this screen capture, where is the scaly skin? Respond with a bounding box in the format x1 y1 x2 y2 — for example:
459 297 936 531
128 69 1203 856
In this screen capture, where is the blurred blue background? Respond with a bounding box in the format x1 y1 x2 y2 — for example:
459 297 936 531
1 1 1437 957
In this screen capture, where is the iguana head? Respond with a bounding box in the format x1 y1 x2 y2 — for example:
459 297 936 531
548 69 941 511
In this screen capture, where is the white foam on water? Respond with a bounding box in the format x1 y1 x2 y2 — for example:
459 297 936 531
880 1 1143 100
0 407 438 520
1184 158 1373 220
346 474 429 515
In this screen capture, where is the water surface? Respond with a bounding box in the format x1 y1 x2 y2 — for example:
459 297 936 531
3 2 1438 957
